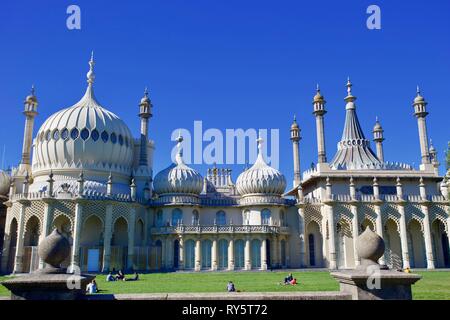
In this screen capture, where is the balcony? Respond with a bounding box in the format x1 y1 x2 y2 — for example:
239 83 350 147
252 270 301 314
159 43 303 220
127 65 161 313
151 224 290 235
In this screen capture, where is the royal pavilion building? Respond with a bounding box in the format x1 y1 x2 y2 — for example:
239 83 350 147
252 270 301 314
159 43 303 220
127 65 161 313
0 56 449 274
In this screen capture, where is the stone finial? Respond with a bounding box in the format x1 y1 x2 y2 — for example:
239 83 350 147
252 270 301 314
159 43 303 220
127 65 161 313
356 226 385 269
37 229 71 273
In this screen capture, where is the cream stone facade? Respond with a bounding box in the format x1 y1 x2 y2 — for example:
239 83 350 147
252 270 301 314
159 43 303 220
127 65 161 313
0 57 449 274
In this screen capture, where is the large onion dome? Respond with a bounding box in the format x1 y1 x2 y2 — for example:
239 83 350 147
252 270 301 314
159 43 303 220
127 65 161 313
236 137 286 196
32 54 134 177
0 170 11 195
153 135 203 195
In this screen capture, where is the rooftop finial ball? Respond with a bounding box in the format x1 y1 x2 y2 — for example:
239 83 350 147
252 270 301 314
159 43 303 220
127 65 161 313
38 228 71 268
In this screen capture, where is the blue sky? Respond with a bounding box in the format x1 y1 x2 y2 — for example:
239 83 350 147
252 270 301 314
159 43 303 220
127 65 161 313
0 0 449 184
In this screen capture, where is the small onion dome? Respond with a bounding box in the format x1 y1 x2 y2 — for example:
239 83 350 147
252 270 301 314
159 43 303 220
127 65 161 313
291 115 299 129
429 140 436 154
140 87 151 105
25 85 37 104
313 84 324 103
236 137 286 195
153 135 203 195
414 86 425 104
373 118 383 132
0 170 11 195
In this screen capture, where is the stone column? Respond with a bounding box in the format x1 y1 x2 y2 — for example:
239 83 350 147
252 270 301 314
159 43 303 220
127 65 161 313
260 238 267 270
160 237 166 269
102 205 113 272
38 201 54 269
13 203 27 273
397 203 410 269
1 214 12 272
421 203 435 269
350 204 360 267
273 235 279 268
178 236 184 270
244 237 251 270
228 238 235 270
211 237 218 271
127 207 136 270
70 201 83 272
297 205 306 267
326 203 337 269
373 203 386 265
285 238 290 267
194 238 201 271
165 237 173 269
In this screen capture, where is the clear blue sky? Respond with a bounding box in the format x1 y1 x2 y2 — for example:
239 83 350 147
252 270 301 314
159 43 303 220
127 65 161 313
0 0 449 184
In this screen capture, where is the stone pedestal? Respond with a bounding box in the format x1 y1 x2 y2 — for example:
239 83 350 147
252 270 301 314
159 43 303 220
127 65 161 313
331 270 421 300
1 273 95 300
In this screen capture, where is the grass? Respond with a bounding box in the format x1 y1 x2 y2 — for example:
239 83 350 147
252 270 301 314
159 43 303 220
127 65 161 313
1 270 449 299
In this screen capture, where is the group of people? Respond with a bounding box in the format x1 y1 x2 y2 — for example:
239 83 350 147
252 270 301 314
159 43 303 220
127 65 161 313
106 270 140 282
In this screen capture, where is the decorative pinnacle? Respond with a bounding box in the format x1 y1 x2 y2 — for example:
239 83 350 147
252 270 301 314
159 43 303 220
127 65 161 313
176 131 183 144
256 134 263 151
346 77 352 96
87 51 95 85
416 85 420 96
31 84 36 96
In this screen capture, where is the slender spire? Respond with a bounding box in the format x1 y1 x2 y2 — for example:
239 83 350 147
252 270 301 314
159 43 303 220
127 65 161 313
87 51 95 86
330 78 381 169
175 131 185 165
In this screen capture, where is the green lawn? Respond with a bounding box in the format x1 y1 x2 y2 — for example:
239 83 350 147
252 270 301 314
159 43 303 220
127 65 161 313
1 270 449 299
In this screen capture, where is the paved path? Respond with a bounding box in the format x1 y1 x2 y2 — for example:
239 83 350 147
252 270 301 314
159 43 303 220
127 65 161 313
85 291 351 300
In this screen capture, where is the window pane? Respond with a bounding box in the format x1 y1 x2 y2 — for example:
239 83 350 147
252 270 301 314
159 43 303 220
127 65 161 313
70 128 79 140
101 131 109 143
81 128 90 141
91 129 99 141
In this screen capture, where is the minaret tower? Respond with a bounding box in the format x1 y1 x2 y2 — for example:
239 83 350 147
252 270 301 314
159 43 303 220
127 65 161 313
373 117 385 162
290 115 301 187
138 87 153 167
312 84 327 164
413 86 431 168
19 85 38 173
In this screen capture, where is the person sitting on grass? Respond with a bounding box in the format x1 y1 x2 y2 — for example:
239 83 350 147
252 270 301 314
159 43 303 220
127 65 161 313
106 272 115 282
116 270 125 281
227 281 236 292
126 272 139 281
289 278 298 285
86 279 99 294
284 273 293 285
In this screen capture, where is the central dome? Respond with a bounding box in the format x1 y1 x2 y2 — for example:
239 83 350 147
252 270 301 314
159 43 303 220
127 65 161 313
32 56 134 177
236 138 286 196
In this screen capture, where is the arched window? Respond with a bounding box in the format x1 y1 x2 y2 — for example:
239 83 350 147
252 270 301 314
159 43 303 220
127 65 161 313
52 130 59 141
308 234 316 266
91 129 99 141
45 130 51 141
243 210 250 225
80 128 90 141
251 239 261 268
171 208 183 226
61 128 69 140
218 239 228 269
234 240 245 269
261 209 271 225
201 240 212 269
101 130 109 143
184 240 195 269
280 210 286 226
192 210 199 225
156 210 163 227
110 133 117 144
216 211 226 225
70 128 79 140
118 134 124 146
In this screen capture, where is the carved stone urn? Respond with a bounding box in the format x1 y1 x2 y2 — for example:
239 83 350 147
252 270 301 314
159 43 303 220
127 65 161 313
355 226 385 269
36 228 71 274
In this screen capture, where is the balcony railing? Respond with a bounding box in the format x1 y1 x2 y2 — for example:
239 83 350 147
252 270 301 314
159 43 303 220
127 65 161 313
151 224 290 235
